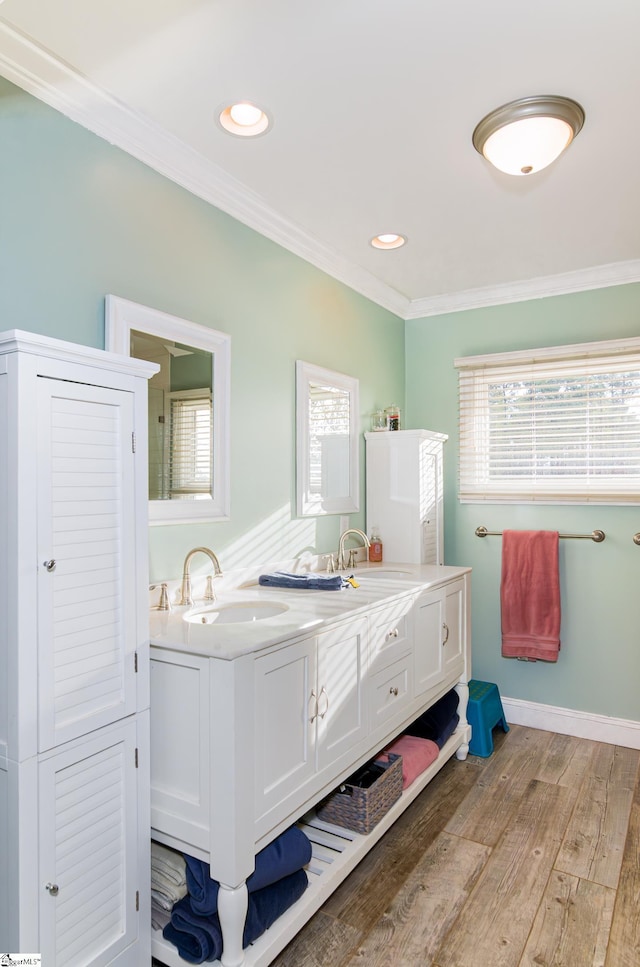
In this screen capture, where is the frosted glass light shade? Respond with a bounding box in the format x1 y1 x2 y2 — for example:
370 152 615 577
473 96 585 176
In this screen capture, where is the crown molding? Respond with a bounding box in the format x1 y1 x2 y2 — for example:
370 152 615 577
0 21 410 319
405 259 640 319
1 21 637 323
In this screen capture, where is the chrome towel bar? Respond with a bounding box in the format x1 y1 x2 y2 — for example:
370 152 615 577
475 525 605 543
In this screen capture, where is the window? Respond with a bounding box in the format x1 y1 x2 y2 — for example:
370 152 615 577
456 337 640 504
167 390 212 499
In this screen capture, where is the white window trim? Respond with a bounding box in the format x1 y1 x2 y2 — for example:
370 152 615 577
455 335 640 505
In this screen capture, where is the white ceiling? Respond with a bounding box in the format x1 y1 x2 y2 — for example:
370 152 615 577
2 0 639 319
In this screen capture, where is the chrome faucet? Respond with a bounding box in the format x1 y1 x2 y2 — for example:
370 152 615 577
337 528 370 570
180 547 223 606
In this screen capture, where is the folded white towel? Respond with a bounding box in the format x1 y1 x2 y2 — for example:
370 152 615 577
151 841 187 887
151 899 172 932
151 879 188 909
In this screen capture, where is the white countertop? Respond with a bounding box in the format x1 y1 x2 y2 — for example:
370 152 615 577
149 562 471 660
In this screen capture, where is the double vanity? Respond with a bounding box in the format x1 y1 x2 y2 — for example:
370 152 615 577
150 561 471 967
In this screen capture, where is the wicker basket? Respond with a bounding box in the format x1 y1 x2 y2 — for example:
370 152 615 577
316 753 403 834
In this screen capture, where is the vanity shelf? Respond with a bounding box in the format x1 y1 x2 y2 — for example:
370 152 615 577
152 728 468 967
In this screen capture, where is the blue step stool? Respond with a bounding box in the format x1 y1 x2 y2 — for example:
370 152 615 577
467 680 509 757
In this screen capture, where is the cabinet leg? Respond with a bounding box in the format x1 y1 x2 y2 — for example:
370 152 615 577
454 680 470 760
218 881 248 967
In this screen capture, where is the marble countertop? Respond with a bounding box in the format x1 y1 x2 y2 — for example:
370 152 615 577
149 562 471 660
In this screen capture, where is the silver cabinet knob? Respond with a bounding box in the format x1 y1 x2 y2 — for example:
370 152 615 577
389 686 399 696
43 559 56 572
45 882 59 896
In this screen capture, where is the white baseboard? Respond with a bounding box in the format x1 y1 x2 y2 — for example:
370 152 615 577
501 696 640 750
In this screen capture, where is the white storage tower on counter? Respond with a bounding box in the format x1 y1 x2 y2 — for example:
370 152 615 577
365 429 447 565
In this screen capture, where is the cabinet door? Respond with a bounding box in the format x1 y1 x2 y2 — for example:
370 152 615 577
38 719 139 967
36 378 138 751
315 616 367 772
254 637 316 821
412 588 444 696
443 578 465 678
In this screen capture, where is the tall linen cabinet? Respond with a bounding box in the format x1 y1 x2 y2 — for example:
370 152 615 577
0 331 156 964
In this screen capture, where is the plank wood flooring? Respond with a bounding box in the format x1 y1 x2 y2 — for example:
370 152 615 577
270 726 640 967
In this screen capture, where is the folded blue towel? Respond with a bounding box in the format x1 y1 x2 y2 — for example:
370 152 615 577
184 825 311 916
258 571 346 591
406 688 460 743
435 712 460 749
163 869 308 964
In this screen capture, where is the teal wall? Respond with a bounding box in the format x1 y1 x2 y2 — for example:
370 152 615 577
406 286 640 721
4 77 639 723
0 78 405 580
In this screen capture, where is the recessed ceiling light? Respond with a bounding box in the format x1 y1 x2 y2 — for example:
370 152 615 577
370 234 407 250
218 101 271 138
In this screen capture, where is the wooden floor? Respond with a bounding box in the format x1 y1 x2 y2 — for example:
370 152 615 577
269 725 640 967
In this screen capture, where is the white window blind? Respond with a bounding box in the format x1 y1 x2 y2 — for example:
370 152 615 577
168 390 212 498
456 337 640 504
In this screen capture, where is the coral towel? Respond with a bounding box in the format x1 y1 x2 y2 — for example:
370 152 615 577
501 530 561 662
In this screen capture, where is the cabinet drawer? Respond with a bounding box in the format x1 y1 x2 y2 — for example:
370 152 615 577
369 599 412 672
369 655 412 733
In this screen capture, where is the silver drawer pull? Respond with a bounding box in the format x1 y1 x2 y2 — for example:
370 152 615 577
318 686 329 719
43 559 57 572
45 882 59 896
308 690 318 723
389 686 399 696
386 628 399 639
442 622 450 646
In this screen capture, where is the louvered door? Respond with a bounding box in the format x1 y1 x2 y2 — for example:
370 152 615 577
38 718 139 966
36 377 137 752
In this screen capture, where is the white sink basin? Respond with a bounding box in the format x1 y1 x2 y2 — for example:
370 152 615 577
184 601 289 625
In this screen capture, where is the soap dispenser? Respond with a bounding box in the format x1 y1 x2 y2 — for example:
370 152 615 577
369 527 383 563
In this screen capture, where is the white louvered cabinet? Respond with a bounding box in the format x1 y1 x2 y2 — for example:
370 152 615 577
0 330 155 964
365 429 447 565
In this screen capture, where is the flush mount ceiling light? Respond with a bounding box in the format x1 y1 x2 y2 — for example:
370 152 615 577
218 101 270 137
472 95 585 176
370 233 407 250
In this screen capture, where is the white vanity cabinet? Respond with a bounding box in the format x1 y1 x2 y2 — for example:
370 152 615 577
254 615 367 833
150 566 471 967
367 595 414 741
412 577 467 701
0 331 155 964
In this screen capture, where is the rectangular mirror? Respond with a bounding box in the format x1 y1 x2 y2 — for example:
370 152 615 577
106 296 231 524
296 360 359 516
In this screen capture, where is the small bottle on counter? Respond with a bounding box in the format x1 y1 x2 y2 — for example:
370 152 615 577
368 527 383 563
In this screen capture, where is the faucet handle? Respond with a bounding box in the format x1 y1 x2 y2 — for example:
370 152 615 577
348 548 358 569
204 574 216 601
150 583 171 611
323 553 336 574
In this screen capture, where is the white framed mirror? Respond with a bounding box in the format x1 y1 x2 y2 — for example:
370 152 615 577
296 360 359 517
106 295 231 524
